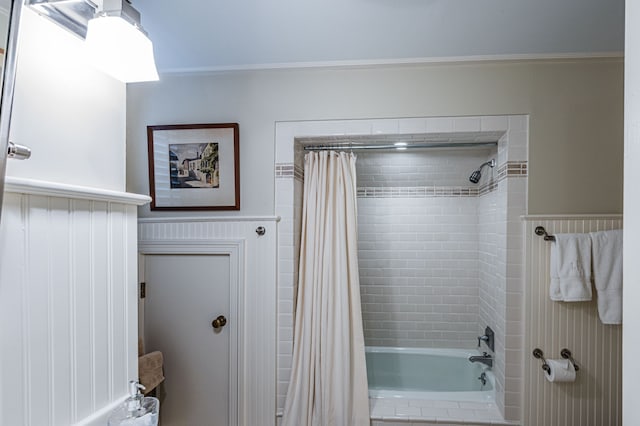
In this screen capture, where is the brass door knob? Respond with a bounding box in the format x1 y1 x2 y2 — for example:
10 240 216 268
212 315 227 329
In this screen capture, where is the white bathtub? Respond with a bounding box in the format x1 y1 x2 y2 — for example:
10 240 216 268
365 346 495 402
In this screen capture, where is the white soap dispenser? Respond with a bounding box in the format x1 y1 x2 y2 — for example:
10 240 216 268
107 381 159 426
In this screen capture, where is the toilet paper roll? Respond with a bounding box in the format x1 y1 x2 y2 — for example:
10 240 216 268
545 359 576 382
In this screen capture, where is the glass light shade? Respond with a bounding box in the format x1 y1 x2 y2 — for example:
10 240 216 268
85 16 159 82
394 142 407 150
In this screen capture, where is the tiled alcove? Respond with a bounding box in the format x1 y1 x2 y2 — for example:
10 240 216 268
275 115 528 423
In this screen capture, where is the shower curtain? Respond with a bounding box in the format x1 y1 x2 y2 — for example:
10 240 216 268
282 151 370 426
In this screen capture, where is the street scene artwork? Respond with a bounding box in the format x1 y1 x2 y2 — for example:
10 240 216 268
169 142 219 188
148 123 239 210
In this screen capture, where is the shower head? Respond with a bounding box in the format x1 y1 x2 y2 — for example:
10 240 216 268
469 159 496 184
469 169 482 184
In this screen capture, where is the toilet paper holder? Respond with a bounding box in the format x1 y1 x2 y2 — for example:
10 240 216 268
560 348 579 371
533 348 580 374
532 348 551 374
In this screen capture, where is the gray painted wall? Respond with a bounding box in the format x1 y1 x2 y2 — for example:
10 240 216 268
126 58 623 216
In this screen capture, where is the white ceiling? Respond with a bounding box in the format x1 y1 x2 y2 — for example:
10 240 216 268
134 0 624 73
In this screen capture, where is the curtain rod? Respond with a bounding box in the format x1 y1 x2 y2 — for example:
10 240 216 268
302 141 498 151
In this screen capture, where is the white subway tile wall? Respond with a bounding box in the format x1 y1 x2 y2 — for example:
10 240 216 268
477 184 507 416
369 397 519 425
502 177 527 421
274 116 528 424
358 196 481 349
356 151 493 188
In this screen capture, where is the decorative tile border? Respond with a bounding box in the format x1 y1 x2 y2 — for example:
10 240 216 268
496 161 528 181
475 160 527 195
357 186 479 198
275 161 527 198
478 181 499 196
275 163 304 181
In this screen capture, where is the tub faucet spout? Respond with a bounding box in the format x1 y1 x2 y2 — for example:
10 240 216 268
468 352 493 368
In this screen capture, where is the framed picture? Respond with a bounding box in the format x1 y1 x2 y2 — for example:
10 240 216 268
147 123 240 210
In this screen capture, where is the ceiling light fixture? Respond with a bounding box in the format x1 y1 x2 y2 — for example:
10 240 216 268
26 0 159 83
86 0 158 82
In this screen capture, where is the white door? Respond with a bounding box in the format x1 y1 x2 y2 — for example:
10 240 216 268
144 254 232 426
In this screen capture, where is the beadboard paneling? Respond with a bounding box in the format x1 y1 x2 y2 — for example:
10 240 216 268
524 216 622 426
0 192 140 426
138 217 279 426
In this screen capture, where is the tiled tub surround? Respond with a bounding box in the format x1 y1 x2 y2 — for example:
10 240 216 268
364 345 510 424
275 115 528 424
358 196 481 349
278 400 517 426
356 149 514 350
357 158 525 421
366 347 495 398
356 150 495 188
369 398 518 426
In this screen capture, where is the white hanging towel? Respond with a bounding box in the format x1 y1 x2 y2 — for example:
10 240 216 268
590 229 623 324
549 233 592 302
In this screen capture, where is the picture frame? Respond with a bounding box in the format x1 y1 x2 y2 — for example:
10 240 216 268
147 123 240 210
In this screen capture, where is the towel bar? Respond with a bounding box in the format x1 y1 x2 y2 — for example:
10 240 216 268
535 226 556 241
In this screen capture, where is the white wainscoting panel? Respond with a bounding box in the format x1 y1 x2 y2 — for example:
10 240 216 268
138 217 279 426
524 215 622 426
0 184 145 426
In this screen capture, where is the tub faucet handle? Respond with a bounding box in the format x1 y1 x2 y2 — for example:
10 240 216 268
478 371 487 386
477 334 489 347
477 326 495 351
